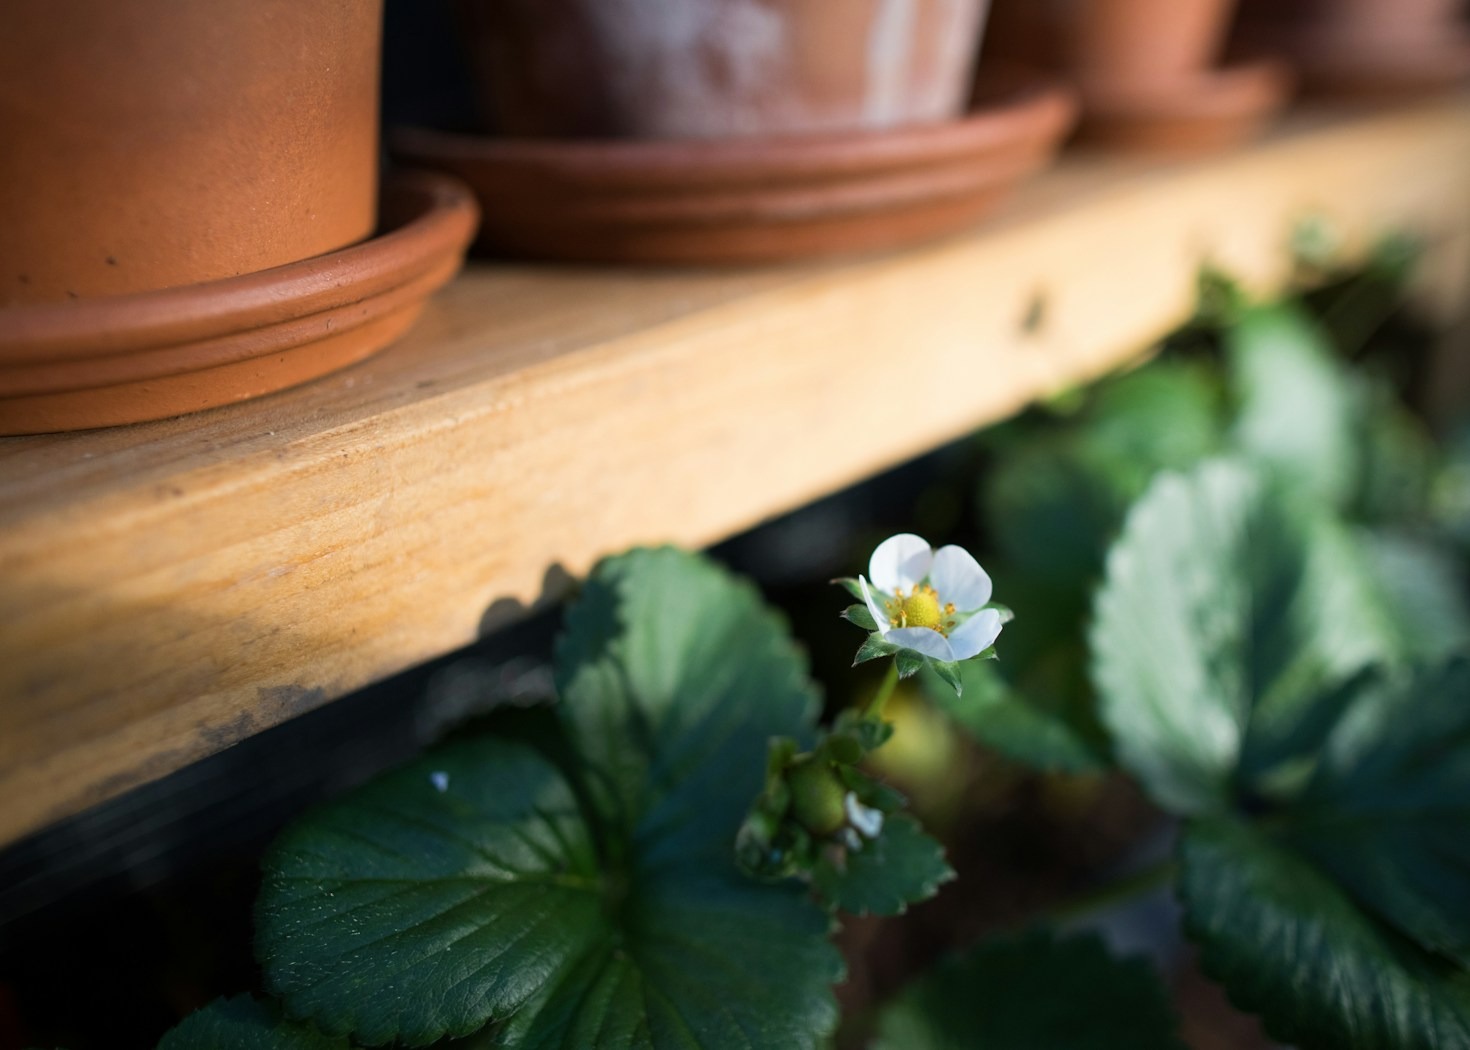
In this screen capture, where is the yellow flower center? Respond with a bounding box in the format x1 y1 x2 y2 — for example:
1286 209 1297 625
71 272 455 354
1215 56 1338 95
887 585 957 634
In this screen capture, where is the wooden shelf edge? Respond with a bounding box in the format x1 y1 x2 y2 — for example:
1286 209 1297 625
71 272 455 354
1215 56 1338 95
3 96 1469 847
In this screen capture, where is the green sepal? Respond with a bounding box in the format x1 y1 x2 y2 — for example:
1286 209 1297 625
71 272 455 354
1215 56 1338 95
983 602 1016 625
895 650 927 679
830 709 894 753
929 659 963 698
843 603 878 631
832 577 866 602
759 736 800 815
854 633 901 667
823 732 865 766
836 765 907 813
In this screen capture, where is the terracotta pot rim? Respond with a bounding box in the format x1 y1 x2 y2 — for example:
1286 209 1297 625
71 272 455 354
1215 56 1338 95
0 171 479 368
392 69 1077 187
1082 58 1294 116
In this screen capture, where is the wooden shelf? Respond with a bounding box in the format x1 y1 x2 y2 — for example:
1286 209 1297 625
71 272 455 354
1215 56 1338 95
3 96 1470 848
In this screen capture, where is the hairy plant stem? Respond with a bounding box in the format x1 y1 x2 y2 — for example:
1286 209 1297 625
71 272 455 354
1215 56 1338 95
864 662 901 721
1036 857 1179 928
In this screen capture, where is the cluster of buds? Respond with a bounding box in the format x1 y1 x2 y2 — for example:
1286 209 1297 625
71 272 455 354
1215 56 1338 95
736 712 899 881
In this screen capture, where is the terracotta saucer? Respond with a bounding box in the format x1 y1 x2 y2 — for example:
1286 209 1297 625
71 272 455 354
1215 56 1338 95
0 171 479 435
1077 59 1294 155
390 71 1078 266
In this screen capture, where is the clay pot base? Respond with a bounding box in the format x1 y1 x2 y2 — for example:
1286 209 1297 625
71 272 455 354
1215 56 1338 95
1078 60 1293 155
0 172 478 435
390 71 1078 266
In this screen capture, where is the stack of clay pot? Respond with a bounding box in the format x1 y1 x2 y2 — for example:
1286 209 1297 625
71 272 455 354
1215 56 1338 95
1232 0 1470 96
393 0 1080 264
0 0 477 434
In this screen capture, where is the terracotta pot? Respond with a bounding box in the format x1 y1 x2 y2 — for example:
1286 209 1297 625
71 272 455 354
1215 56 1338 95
1072 0 1239 89
392 70 1077 264
0 0 382 308
453 0 993 139
983 0 1291 153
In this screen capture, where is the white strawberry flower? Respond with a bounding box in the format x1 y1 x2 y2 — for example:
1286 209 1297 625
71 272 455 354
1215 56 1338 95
859 533 1004 663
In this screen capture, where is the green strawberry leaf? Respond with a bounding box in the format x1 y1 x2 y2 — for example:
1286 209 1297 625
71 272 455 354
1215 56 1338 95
259 549 842 1049
554 547 822 843
1352 380 1437 524
257 738 605 1046
1289 659 1470 966
810 814 953 917
1227 303 1360 510
1180 817 1470 1050
984 360 1226 593
1090 460 1398 815
157 996 348 1050
1359 530 1470 661
934 660 1108 773
872 930 1185 1049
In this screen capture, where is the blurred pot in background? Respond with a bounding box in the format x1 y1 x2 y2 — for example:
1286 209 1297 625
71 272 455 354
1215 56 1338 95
985 0 1291 154
1232 0 1470 96
1071 0 1235 89
396 0 1080 265
453 0 993 139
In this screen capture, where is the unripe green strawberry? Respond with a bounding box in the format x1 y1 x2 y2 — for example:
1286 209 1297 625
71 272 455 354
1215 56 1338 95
786 757 847 837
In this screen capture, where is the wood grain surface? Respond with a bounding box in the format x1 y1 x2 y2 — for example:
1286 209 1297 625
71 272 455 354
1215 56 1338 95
2 97 1468 847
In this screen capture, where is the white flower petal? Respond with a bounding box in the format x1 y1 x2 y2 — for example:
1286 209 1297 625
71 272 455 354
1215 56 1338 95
844 791 885 839
869 533 933 593
948 608 1003 661
929 545 992 611
859 576 892 637
885 626 955 661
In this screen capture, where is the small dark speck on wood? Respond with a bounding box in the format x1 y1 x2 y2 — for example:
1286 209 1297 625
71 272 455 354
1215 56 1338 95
1021 290 1048 336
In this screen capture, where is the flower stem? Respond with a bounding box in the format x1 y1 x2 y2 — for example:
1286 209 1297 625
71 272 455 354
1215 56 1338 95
864 662 901 720
1036 857 1178 927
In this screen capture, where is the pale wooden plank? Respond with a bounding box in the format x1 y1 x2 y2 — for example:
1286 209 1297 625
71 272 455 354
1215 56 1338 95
2 97 1469 846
